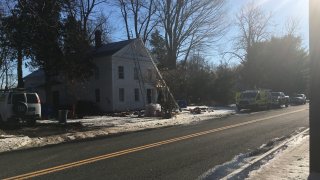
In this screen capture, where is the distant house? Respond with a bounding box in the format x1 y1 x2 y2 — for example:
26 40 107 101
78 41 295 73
24 36 158 112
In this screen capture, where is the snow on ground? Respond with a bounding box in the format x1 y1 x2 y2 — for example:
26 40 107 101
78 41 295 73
66 106 234 129
246 135 309 180
198 128 308 180
0 106 235 153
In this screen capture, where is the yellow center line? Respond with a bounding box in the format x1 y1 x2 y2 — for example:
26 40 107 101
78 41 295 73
4 108 307 180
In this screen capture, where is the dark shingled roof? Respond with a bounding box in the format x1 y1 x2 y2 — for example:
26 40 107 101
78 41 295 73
92 39 135 57
23 69 44 79
24 39 136 79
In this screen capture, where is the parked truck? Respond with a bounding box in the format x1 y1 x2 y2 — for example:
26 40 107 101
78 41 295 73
0 89 41 127
271 92 290 108
236 90 272 111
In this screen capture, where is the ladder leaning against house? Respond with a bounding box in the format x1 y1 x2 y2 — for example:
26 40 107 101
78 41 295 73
131 38 180 111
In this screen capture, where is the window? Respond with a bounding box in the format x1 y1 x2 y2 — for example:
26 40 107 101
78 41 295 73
134 67 138 80
12 94 26 104
27 94 38 103
241 92 257 98
94 66 100 80
134 88 140 102
119 88 125 102
95 89 100 103
118 66 124 79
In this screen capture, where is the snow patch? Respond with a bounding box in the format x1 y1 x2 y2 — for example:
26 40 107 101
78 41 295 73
246 135 309 180
0 136 33 152
199 128 308 180
198 153 255 180
0 107 235 153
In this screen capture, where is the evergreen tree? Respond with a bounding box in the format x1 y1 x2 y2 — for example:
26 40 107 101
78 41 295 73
240 34 309 95
62 15 93 82
2 1 33 88
150 29 167 69
213 63 236 104
18 0 63 104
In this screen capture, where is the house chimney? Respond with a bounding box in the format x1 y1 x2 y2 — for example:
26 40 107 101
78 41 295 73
95 30 102 48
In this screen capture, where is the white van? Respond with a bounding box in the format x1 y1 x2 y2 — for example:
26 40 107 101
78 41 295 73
0 90 41 127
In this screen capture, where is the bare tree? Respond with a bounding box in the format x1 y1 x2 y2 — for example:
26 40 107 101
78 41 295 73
0 16 16 89
0 59 17 89
157 0 228 69
0 0 16 15
284 17 300 36
115 0 158 43
62 0 111 43
87 12 113 43
233 1 272 62
0 0 26 88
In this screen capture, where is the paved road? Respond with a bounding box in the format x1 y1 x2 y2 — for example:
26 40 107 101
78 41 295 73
0 105 309 180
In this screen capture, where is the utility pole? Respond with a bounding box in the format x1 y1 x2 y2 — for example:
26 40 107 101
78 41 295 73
309 0 320 178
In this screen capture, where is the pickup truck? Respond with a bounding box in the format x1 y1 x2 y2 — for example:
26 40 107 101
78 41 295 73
271 92 289 108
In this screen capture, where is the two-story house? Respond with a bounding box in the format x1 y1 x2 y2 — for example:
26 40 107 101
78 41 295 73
24 36 158 112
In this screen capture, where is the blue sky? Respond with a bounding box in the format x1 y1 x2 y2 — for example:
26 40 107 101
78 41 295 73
249 0 308 43
23 0 309 76
218 0 309 64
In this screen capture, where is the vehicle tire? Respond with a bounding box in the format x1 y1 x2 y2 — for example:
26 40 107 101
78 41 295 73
12 101 28 116
285 103 289 107
26 119 36 127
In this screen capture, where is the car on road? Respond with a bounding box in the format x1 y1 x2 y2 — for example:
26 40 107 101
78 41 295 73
271 92 289 108
0 89 41 127
236 90 272 111
290 94 307 105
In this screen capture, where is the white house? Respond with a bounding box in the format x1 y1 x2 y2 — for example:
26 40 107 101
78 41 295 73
24 37 158 112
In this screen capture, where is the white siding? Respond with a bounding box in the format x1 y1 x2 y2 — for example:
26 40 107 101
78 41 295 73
24 39 157 112
70 56 113 112
111 40 157 112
